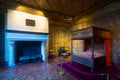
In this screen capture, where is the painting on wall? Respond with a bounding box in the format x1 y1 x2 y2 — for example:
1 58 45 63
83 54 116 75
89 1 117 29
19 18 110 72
26 19 35 26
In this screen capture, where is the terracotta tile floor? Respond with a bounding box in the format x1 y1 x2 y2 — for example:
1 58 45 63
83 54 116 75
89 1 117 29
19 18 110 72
0 56 75 80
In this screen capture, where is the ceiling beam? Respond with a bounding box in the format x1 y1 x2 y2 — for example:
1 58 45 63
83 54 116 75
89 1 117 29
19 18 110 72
74 0 120 20
74 1 120 24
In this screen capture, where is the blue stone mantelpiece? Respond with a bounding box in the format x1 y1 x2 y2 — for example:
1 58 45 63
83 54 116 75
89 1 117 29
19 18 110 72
5 31 48 66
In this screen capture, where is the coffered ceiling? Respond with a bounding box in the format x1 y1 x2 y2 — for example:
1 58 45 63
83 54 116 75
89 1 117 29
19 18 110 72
0 0 120 23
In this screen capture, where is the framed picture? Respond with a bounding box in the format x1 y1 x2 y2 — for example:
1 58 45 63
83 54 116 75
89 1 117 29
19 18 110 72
26 19 35 26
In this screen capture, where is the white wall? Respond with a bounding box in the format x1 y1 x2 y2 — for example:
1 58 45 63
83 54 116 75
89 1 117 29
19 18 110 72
7 9 49 33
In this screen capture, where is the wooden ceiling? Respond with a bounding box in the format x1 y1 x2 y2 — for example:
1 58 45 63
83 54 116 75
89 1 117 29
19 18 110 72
0 0 120 23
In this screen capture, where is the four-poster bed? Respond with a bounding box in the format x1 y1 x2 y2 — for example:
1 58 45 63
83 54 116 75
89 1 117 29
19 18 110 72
71 26 111 72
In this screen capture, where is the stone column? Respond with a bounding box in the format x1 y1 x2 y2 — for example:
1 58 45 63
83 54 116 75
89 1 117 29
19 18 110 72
41 41 47 61
8 41 15 66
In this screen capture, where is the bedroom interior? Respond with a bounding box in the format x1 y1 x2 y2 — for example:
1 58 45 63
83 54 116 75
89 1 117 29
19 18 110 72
0 0 120 80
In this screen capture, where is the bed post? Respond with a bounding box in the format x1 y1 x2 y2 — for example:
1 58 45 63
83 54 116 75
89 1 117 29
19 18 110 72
71 40 73 63
105 40 111 66
91 38 94 72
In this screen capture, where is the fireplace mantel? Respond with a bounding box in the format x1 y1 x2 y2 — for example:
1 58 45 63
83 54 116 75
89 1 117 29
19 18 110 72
5 31 48 66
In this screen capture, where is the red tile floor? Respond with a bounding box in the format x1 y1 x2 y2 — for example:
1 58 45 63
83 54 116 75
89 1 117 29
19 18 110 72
0 57 75 80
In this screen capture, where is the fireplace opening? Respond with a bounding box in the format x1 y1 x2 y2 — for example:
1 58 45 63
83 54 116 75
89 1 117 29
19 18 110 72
14 41 42 64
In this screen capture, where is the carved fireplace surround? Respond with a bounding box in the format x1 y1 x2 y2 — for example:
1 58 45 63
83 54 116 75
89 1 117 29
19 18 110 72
5 31 48 66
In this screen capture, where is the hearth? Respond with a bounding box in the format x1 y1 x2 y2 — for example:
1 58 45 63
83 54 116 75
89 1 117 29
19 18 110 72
14 41 42 64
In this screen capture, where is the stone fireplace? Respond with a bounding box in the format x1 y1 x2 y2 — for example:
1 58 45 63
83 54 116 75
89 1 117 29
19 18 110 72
5 31 48 66
5 9 49 67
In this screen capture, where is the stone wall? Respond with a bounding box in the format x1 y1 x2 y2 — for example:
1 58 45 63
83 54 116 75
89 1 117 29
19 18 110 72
49 24 71 55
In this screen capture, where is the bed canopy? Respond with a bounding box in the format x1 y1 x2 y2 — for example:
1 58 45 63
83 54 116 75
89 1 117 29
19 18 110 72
71 26 111 72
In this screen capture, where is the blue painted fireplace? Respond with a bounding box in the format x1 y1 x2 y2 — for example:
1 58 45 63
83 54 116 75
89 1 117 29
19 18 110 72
5 31 48 66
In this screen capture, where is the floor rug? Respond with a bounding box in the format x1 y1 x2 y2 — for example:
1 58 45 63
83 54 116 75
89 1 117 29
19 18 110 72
56 61 120 80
